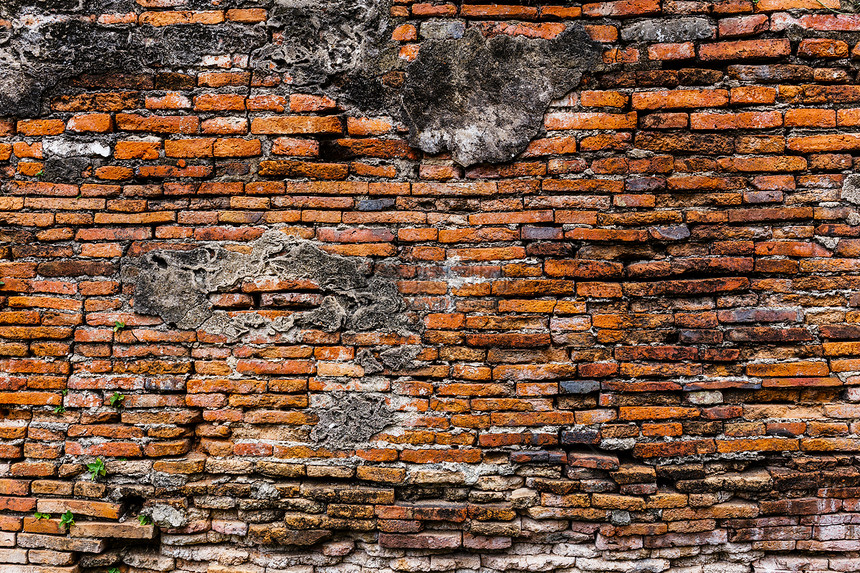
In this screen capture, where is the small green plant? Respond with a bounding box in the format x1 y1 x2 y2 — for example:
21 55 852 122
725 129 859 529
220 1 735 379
108 568 121 573
34 170 44 177
137 514 152 526
0 280 5 287
86 458 106 482
61 389 68 396
53 405 66 414
33 512 50 520
59 511 75 529
109 392 125 408
113 320 126 333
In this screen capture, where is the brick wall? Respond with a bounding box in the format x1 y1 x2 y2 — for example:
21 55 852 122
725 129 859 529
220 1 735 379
2 1 860 572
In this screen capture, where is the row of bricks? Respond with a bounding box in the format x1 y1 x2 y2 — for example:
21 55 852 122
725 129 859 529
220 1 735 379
3 146 860 176
0 217 854 240
0 252 852 279
121 0 853 20
24 83 860 118
0 368 856 391
0 278 857 311
0 365 856 393
0 278 856 305
5 436 860 462
7 402 860 437
0 337 844 362
0 352 854 384
5 154 857 185
6 422 860 455
11 88 860 137
391 15 853 42
0 367 854 391
0 214 849 242
0 305 857 337
13 110 855 140
601 38 860 63
1 161 848 186
397 0 844 17
4 241 847 268
6 438 860 463
0 172 851 200
4 154 859 182
121 0 852 21
2 158 852 186
398 11 860 42
0 383 855 410
391 34 858 61
5 434 860 462
0 288 845 317
0 370 858 394
0 175 852 198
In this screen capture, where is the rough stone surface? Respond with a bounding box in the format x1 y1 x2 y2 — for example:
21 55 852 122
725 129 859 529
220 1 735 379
252 0 393 87
143 505 187 529
842 174 860 205
402 27 600 166
310 392 394 448
124 231 418 337
620 17 715 43
379 345 421 370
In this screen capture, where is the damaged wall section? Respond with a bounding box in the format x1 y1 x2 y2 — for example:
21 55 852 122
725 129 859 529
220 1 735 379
123 230 419 337
123 231 415 448
0 0 601 165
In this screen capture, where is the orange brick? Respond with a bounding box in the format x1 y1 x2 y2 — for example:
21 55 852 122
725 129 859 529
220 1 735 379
648 43 695 60
226 8 267 22
114 140 161 160
66 114 112 133
17 120 65 136
164 138 216 158
731 86 777 105
798 38 849 58
784 108 836 128
700 39 791 60
250 116 342 135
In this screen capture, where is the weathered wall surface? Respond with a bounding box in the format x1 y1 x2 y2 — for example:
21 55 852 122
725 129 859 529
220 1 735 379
2 1 860 572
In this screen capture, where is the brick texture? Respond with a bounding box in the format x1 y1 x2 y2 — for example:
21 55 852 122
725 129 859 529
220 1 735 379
1 1 860 573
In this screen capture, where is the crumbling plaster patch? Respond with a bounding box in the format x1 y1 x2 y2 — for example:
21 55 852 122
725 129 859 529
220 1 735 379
401 27 601 166
310 392 394 449
122 230 419 339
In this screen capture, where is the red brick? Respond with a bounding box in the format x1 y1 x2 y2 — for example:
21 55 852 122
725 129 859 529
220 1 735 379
700 39 791 60
798 38 849 58
66 114 112 133
251 116 342 135
17 120 65 136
